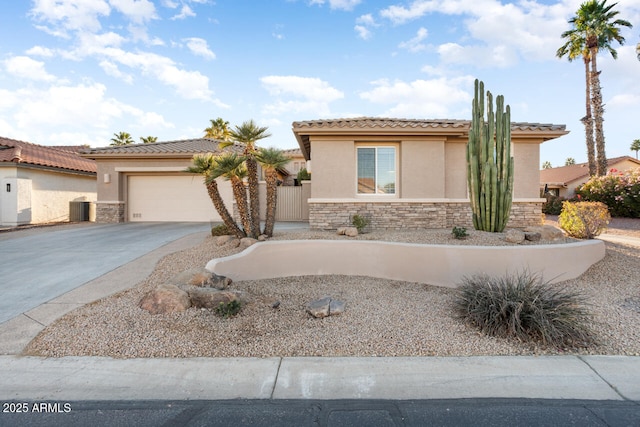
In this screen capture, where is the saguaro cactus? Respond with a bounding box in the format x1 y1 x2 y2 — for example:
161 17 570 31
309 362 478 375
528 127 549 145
467 79 514 232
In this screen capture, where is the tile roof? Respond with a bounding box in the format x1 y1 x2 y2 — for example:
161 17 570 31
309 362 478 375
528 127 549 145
0 137 96 174
292 117 567 132
540 156 640 185
82 138 244 157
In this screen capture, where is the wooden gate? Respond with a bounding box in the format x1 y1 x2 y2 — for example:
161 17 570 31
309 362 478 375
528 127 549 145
276 186 304 221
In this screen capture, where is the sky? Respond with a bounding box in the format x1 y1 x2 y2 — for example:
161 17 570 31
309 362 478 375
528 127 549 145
0 0 638 167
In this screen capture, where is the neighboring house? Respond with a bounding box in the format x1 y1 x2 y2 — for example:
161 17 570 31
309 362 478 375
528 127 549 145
292 117 568 230
82 139 238 223
540 156 640 198
0 137 97 226
281 148 308 185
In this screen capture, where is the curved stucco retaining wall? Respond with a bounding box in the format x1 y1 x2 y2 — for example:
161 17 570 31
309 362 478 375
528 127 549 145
206 240 606 288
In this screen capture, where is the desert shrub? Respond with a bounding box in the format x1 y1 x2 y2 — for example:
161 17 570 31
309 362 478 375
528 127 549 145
215 300 242 318
211 224 230 236
351 214 370 233
559 201 610 239
576 169 640 217
542 195 566 215
451 226 468 239
453 272 595 348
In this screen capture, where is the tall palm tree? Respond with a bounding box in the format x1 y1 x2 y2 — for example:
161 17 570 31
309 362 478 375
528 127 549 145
631 139 640 159
256 147 291 237
210 153 252 236
557 30 596 176
565 157 576 166
110 131 134 146
140 136 157 144
224 120 272 238
185 154 244 238
204 118 231 141
567 0 631 176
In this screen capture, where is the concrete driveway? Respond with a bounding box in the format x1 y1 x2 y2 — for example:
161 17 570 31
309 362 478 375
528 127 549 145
0 222 210 324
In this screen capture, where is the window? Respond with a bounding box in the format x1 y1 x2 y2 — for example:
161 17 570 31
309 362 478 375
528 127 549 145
357 146 396 195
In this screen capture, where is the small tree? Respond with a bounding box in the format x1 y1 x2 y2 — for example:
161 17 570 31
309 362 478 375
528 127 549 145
256 147 291 237
140 136 157 144
542 161 553 169
110 132 134 146
631 139 640 159
565 157 576 166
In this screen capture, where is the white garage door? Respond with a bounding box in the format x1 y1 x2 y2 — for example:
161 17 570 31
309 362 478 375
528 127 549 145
128 175 232 222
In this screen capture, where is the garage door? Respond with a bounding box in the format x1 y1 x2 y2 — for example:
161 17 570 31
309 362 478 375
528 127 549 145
128 175 232 222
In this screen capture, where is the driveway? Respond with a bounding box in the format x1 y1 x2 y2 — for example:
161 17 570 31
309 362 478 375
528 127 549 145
0 222 210 324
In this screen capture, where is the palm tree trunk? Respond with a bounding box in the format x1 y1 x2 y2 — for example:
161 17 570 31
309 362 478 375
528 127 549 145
205 179 244 238
230 178 252 237
263 170 278 237
246 158 261 238
582 57 596 177
590 50 607 176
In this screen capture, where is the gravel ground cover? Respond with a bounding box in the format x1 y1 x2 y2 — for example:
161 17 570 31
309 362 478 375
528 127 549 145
24 221 640 359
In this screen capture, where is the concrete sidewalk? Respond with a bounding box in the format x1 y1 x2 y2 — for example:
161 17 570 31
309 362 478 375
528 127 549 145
0 221 639 403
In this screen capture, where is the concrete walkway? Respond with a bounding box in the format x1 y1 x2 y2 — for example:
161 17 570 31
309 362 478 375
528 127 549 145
0 221 639 403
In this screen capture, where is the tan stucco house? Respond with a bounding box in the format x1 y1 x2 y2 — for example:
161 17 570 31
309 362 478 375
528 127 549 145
0 137 97 226
292 117 568 230
82 139 237 223
540 156 640 199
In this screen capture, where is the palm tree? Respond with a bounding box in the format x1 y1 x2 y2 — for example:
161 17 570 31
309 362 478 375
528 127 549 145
185 154 244 238
565 157 576 166
110 131 134 146
224 120 272 238
631 139 640 159
566 0 632 176
140 136 157 144
557 30 596 176
204 118 231 141
210 153 252 236
256 147 291 237
542 161 553 169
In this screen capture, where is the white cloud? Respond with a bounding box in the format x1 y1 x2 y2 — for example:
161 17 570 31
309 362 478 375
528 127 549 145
3 56 56 82
359 76 474 118
355 25 372 40
438 42 518 67
99 60 134 84
183 37 216 60
309 0 361 11
25 46 55 57
29 0 111 34
399 27 429 53
356 13 376 26
260 75 344 116
171 4 196 20
109 0 157 23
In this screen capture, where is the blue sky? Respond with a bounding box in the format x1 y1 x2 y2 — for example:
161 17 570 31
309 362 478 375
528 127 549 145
0 0 638 167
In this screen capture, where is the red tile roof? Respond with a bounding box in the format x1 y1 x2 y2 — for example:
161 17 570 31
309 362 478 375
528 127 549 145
0 137 96 174
540 156 640 185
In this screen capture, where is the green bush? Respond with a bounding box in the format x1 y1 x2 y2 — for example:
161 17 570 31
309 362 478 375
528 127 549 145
576 169 640 217
297 167 311 183
451 226 468 239
453 272 595 348
215 300 242 318
211 224 231 236
559 201 610 239
351 214 370 233
542 195 566 215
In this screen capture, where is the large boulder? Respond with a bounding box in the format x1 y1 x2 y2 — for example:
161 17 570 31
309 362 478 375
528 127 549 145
523 225 566 241
344 227 358 237
187 288 240 310
504 229 525 244
139 284 191 315
171 268 231 290
240 237 258 248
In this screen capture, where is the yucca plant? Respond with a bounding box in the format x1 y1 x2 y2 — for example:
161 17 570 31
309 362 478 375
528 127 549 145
453 272 596 348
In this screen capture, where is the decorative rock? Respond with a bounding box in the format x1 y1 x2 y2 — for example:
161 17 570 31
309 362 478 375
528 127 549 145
229 238 241 248
504 229 525 244
139 284 190 315
258 234 268 242
171 268 231 290
344 227 358 237
336 227 347 235
240 237 258 248
524 225 565 241
524 232 542 242
271 300 281 309
306 296 346 318
187 288 239 310
216 235 234 246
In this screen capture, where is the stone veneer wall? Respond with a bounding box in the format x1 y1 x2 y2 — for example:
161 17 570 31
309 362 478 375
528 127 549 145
308 200 543 230
95 202 125 223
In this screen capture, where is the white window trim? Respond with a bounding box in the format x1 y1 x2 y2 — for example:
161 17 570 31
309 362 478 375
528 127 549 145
356 145 398 197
